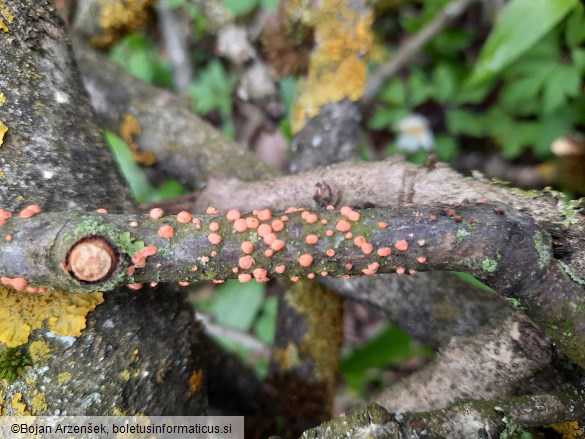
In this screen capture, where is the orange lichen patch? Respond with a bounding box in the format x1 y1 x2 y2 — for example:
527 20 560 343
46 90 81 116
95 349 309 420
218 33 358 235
290 0 373 133
257 209 272 221
0 121 7 145
206 206 219 215
326 249 335 257
258 223 273 237
362 262 380 275
306 234 319 244
238 273 252 283
189 369 205 394
298 254 314 267
177 211 192 224
209 221 220 232
361 243 373 255
241 241 254 254
396 267 405 275
377 247 391 257
208 233 222 245
127 283 143 290
275 265 286 274
239 255 255 270
119 113 156 166
245 217 260 229
336 220 352 232
395 239 408 251
417 256 427 264
271 219 285 232
226 209 241 221
253 268 269 282
326 230 334 237
378 221 388 229
92 0 155 49
158 225 174 238
0 286 104 347
233 218 248 232
271 239 285 251
149 208 164 219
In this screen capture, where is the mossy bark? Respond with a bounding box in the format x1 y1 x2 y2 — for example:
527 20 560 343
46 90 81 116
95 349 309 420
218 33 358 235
0 1 206 415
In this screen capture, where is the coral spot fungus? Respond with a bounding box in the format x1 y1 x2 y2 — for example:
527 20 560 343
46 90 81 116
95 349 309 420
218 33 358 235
149 208 164 219
209 222 220 232
226 210 241 221
298 254 314 267
336 220 352 232
234 218 248 232
158 225 174 239
239 256 255 270
306 234 319 245
208 233 222 245
177 211 192 224
238 273 252 283
241 241 254 254
20 205 41 219
395 240 408 251
275 265 286 274
257 209 272 221
206 207 219 214
377 247 391 257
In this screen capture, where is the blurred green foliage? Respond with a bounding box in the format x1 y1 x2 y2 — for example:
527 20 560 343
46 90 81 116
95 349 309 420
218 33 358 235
370 0 585 162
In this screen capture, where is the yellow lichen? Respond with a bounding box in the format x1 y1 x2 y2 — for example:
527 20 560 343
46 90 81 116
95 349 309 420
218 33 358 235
119 112 156 166
188 369 204 394
28 340 52 365
57 372 71 385
0 286 104 348
272 343 300 371
0 0 13 34
0 92 6 107
289 0 373 133
31 392 47 414
0 121 7 147
550 421 585 438
11 393 27 414
0 389 3 415
91 0 155 49
120 370 131 381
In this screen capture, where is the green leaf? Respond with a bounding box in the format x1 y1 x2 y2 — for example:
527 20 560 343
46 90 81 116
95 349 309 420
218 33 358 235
208 280 265 331
380 78 406 106
534 107 577 158
407 69 434 107
572 48 585 72
452 272 494 293
165 0 185 9
434 135 459 162
542 64 581 114
468 0 578 85
223 0 259 16
261 0 281 11
432 63 457 103
279 76 298 115
446 109 486 137
189 60 235 118
368 107 409 131
565 3 585 47
500 75 548 115
253 296 277 344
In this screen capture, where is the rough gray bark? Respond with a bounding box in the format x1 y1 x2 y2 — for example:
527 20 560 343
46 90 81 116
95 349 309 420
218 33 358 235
0 1 206 416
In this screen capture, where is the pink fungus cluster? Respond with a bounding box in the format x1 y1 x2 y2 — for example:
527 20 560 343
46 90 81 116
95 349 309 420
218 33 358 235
20 204 41 219
1 276 29 291
206 206 219 215
0 208 12 226
227 209 241 221
362 262 380 276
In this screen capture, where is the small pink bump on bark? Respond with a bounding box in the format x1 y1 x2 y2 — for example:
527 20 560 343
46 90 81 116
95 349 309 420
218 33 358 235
264 233 277 245
348 211 360 222
37 287 47 293
285 207 298 213
378 221 388 229
5 234 12 242
130 221 139 227
149 208 164 219
208 233 222 244
258 209 272 221
298 254 313 267
271 219 284 232
290 276 299 282
340 206 352 217
239 255 255 270
258 223 272 237
253 209 259 216
234 218 248 232
179 281 190 287
326 205 335 210
304 213 318 224
417 239 426 247
306 234 318 245
409 269 417 275
246 217 259 229
209 221 220 232
253 268 268 282
265 249 274 257
354 236 366 247
345 232 353 239
0 208 12 219
227 209 241 221
26 286 39 294
10 278 28 291
213 280 225 284
232 267 239 273
206 206 219 214
241 241 254 254
396 267 405 275
238 273 252 283
378 247 391 257
321 219 328 225
362 262 380 275
128 283 143 290
127 266 136 276
96 208 108 214
343 274 351 279
158 225 174 238
275 265 286 274
150 282 158 287
361 243 373 255
200 256 209 264
345 263 353 270
326 230 334 237
307 273 315 279
395 240 408 251
271 239 285 251
19 207 37 219
326 249 335 257
177 211 192 224
321 271 328 276
280 215 289 222
417 256 427 264
191 266 199 271
336 220 352 232
429 214 437 222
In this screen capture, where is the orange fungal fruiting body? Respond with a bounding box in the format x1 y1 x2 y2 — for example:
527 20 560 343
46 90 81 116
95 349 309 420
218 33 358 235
206 207 219 214
306 234 318 245
158 225 174 238
336 220 352 232
208 233 222 244
177 211 192 223
149 208 164 219
395 239 408 251
239 255 255 270
226 209 241 221
298 254 314 267
241 241 254 254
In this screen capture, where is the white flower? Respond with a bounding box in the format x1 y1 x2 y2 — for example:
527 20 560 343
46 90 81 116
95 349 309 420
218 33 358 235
395 113 434 153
